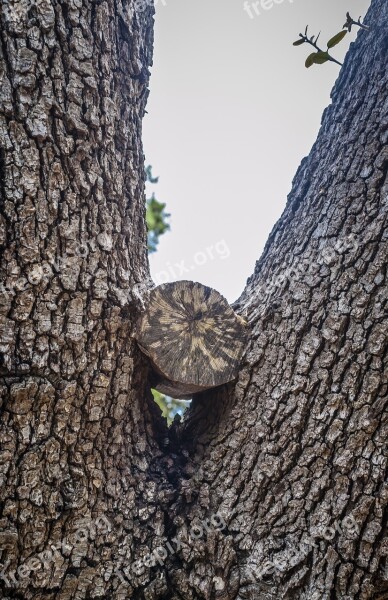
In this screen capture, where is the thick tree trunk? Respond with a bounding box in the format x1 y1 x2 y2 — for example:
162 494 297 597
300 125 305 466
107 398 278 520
0 1 387 599
0 2 160 598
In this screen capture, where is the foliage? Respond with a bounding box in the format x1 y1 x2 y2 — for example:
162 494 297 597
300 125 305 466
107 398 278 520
145 165 170 253
293 13 369 69
151 389 191 425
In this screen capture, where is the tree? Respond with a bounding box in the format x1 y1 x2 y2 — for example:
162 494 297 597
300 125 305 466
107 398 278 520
145 165 170 253
0 1 387 599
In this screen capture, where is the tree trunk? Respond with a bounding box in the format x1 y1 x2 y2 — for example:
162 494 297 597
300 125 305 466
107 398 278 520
0 1 387 599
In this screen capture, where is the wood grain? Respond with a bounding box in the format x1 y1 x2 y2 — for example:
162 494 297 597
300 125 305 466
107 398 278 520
136 281 248 398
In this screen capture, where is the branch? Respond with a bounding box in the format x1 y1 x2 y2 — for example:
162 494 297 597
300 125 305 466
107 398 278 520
297 27 343 67
343 12 370 32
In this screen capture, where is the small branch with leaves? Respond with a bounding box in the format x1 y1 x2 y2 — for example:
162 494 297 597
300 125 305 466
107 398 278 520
293 26 346 68
293 12 369 70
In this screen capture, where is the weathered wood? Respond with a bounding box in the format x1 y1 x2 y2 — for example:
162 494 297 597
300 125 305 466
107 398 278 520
136 281 248 398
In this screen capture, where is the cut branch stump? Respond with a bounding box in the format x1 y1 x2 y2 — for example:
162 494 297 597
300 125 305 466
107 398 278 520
136 281 248 398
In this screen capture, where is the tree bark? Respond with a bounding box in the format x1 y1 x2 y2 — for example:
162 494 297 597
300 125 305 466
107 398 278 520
0 1 387 599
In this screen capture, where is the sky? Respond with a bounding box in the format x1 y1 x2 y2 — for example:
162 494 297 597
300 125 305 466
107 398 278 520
143 0 371 303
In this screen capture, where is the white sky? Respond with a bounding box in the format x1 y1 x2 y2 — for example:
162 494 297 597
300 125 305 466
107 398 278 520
143 0 370 302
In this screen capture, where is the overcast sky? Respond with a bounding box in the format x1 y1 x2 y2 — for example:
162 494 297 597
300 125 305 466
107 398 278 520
143 0 370 302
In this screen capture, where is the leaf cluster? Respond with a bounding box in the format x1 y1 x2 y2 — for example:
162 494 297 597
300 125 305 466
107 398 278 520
152 389 190 424
145 165 170 253
293 13 369 70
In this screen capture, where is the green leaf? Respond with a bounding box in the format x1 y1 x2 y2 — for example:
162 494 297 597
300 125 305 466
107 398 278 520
146 194 170 253
313 51 330 64
305 51 330 68
305 53 317 68
327 30 347 49
293 39 305 46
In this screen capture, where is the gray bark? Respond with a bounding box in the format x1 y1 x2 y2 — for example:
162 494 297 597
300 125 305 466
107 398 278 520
0 0 387 599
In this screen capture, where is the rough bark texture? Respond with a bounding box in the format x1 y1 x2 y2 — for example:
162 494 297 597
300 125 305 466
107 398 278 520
0 0 387 599
0 1 162 599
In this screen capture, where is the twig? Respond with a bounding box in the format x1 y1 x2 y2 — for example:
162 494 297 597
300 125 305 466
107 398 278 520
343 12 370 32
297 27 343 67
